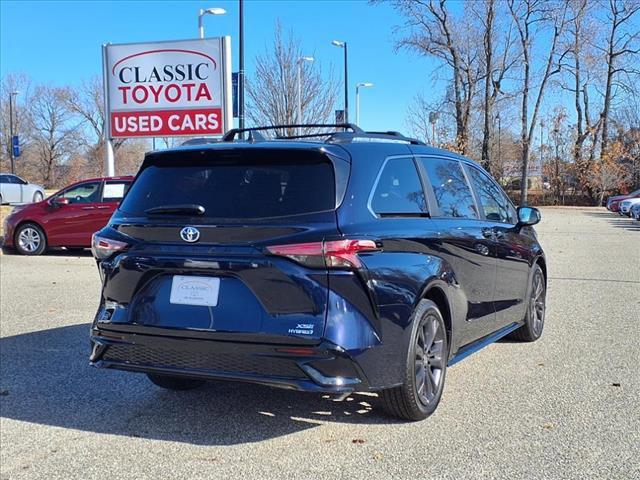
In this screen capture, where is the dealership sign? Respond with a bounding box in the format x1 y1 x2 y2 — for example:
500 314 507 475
103 38 232 138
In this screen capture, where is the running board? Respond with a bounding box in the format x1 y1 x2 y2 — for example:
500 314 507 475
448 322 521 367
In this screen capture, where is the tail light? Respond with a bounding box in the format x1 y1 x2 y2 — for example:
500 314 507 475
91 233 128 260
266 239 378 269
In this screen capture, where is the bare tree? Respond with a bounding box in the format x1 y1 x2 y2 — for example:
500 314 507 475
29 85 81 187
64 77 128 177
246 22 337 136
556 0 601 198
475 0 516 173
508 0 569 204
597 0 640 159
386 0 482 155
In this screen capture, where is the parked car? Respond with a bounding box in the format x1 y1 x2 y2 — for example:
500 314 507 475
0 173 45 205
630 202 640 221
89 125 546 421
606 189 640 212
2 176 133 255
619 197 640 216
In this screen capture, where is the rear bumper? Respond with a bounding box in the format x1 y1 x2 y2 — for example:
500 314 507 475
90 327 373 393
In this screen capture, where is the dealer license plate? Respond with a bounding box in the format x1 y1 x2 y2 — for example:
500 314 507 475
169 275 220 307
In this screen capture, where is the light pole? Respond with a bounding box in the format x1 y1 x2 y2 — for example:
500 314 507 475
9 91 18 174
355 82 373 126
198 7 226 39
331 40 349 124
238 0 245 132
297 56 314 133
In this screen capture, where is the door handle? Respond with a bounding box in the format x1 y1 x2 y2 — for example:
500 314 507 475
96 206 111 210
81 206 96 210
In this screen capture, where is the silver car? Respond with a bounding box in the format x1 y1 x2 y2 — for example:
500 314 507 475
0 173 45 205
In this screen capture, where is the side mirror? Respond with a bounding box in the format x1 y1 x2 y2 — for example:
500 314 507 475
517 206 541 227
52 197 70 206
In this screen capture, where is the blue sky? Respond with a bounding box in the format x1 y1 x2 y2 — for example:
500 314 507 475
1 0 447 133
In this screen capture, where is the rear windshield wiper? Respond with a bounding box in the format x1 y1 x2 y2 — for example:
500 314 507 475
144 204 206 215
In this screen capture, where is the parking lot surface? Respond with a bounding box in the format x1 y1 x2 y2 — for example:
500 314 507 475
1 207 639 480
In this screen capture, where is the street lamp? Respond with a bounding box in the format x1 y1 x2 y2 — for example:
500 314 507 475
331 40 349 124
198 7 226 39
9 91 18 174
297 56 315 134
355 82 373 126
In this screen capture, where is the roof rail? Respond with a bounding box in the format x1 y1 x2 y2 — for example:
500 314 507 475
222 124 364 142
327 131 426 146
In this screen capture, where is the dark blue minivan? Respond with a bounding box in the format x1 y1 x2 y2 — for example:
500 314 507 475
89 125 546 421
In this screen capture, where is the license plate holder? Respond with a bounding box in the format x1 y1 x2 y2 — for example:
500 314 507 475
169 275 220 307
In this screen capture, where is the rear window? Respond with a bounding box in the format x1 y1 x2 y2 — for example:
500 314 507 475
120 160 336 220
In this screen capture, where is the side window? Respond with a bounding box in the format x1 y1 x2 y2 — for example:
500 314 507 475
419 158 478 219
14 176 27 185
370 158 427 216
59 182 101 204
102 181 131 202
0 175 9 183
466 166 516 224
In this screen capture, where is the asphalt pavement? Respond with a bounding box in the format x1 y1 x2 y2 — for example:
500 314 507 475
0 207 638 480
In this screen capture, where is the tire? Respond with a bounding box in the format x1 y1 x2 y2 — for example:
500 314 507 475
14 222 47 256
508 264 546 342
32 191 43 203
380 299 448 421
147 373 205 391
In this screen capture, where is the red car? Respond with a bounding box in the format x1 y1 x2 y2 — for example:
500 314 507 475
2 176 133 255
606 188 640 212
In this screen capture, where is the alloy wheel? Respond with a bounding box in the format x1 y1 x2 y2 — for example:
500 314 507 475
530 271 546 336
18 227 41 253
414 315 445 405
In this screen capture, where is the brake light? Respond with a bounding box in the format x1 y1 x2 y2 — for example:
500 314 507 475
266 239 378 269
91 234 128 260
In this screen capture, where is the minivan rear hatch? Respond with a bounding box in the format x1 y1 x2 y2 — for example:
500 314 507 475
101 145 350 344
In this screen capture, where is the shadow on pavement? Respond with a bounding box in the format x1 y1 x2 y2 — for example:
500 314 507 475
581 211 640 231
0 324 396 446
1 247 93 257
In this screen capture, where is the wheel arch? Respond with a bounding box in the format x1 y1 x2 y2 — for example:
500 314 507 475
421 285 453 354
14 219 49 246
534 254 547 285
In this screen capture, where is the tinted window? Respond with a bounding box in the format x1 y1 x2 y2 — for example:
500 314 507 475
59 182 101 204
102 181 131 202
370 158 427 215
467 166 516 224
419 158 478 219
0 175 9 183
120 161 335 220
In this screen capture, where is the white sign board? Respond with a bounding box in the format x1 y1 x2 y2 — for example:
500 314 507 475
103 37 232 138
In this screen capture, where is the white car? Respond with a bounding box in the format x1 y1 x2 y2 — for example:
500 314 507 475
619 197 640 216
0 173 45 205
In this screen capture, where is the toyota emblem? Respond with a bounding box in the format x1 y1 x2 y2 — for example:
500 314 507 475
180 226 200 243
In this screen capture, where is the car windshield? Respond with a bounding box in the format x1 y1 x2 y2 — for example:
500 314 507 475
120 159 336 220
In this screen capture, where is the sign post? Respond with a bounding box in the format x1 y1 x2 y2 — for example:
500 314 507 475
102 37 232 175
